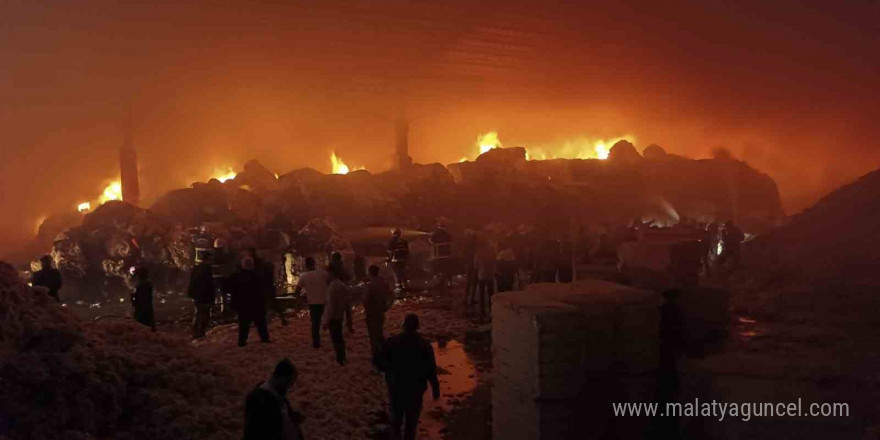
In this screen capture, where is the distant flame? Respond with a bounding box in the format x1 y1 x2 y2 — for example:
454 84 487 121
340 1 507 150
465 132 633 162
99 181 123 204
77 202 91 212
459 157 468 163
331 152 363 175
213 168 237 182
477 132 502 155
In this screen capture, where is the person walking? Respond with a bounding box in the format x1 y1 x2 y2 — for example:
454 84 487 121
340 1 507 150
131 266 156 331
230 255 271 346
294 257 328 349
188 253 215 339
243 358 305 440
251 249 288 326
322 265 351 365
364 265 393 364
31 255 62 302
378 314 440 440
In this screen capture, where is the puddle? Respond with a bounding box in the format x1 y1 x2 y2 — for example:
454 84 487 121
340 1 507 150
419 340 478 440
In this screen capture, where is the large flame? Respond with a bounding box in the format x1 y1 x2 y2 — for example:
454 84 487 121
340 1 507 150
462 132 634 163
331 152 363 175
99 181 123 204
213 167 237 182
477 132 502 154
77 202 91 213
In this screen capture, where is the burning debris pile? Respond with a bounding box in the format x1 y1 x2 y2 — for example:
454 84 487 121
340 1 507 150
0 261 242 440
745 168 880 285
35 142 783 302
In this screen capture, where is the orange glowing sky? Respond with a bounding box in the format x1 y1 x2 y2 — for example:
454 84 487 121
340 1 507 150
1 0 878 253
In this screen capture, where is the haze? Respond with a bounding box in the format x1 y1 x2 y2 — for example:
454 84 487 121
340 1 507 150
1 0 878 253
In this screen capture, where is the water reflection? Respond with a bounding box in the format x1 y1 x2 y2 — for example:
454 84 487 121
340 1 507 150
420 341 477 439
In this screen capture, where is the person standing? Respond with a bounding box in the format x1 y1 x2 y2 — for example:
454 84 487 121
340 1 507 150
378 314 440 440
322 266 351 365
474 243 497 322
387 228 410 293
294 257 328 349
188 253 215 339
31 255 62 302
243 358 305 440
251 249 288 326
429 221 453 291
131 266 156 332
364 265 393 364
230 255 270 347
495 241 517 293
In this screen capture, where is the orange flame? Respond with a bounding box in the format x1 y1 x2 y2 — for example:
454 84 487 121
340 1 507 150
331 152 363 175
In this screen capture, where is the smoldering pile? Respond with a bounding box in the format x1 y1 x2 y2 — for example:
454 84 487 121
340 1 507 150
36 141 784 303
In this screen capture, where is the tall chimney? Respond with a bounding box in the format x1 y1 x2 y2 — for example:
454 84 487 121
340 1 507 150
392 109 413 171
120 100 140 206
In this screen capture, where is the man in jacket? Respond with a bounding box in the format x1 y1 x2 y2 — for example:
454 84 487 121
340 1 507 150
188 252 215 339
379 314 440 440
230 255 270 346
243 358 305 440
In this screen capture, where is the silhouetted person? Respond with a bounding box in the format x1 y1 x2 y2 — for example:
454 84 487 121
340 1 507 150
475 244 497 322
364 265 393 364
379 314 440 440
294 257 328 349
557 239 574 283
720 220 745 270
250 248 287 326
495 243 517 293
244 358 305 440
652 289 686 439
230 255 270 347
328 251 351 283
131 266 156 331
327 251 354 332
322 266 351 365
463 231 479 308
388 228 410 293
429 221 453 290
188 253 215 339
212 238 235 315
32 255 62 302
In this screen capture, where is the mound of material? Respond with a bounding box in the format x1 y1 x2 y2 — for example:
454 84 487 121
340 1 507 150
0 261 241 440
745 168 880 285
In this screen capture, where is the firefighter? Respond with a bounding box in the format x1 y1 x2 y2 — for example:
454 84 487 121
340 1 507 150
429 221 453 291
720 220 745 271
387 228 410 293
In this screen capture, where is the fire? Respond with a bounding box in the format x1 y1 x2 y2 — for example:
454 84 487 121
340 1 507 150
331 152 363 175
77 202 91 213
99 181 123 204
477 132 502 154
462 132 634 163
213 168 237 182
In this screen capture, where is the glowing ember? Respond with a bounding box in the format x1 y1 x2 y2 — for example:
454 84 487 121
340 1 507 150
99 181 123 204
331 152 363 175
213 168 237 182
77 202 91 212
477 132 502 154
